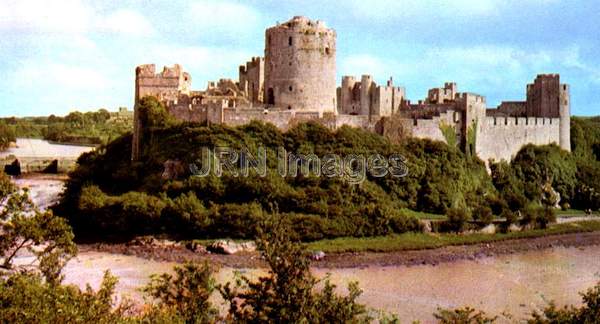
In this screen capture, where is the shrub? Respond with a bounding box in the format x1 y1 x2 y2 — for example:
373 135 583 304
143 262 218 323
219 220 369 323
163 191 210 235
445 208 471 233
0 272 130 324
390 212 422 233
536 207 557 229
500 209 518 227
434 306 497 323
472 205 494 226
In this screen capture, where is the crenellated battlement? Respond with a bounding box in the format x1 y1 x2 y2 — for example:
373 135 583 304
485 116 560 127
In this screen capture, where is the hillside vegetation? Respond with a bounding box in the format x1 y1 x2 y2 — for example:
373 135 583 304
54 98 600 242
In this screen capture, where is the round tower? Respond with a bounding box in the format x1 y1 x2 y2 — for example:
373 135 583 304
264 16 337 115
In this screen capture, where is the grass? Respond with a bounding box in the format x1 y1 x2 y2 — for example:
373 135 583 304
556 209 588 216
306 220 600 253
400 208 446 220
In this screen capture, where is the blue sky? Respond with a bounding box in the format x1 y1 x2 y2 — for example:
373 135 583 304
1 0 599 117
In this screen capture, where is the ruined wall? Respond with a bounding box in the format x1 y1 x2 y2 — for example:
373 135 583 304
167 99 208 123
477 117 561 163
239 57 265 104
338 75 404 117
132 64 192 161
426 82 457 104
264 16 337 114
372 80 405 117
339 76 361 114
527 74 561 117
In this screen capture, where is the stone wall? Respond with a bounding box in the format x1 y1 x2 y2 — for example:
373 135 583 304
337 75 404 117
426 82 457 104
239 57 264 104
477 117 561 163
132 64 192 161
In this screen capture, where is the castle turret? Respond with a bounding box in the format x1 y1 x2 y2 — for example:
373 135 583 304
559 83 571 151
264 16 337 115
238 57 265 105
526 74 570 151
340 76 357 114
360 75 373 115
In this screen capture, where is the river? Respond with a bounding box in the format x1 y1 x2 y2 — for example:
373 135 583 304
0 138 95 159
9 140 600 322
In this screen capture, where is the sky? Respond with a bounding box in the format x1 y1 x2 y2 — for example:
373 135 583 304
1 0 599 117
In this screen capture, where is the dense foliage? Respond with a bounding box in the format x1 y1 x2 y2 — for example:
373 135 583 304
220 220 369 323
491 117 600 213
0 185 371 323
0 108 132 145
56 97 499 241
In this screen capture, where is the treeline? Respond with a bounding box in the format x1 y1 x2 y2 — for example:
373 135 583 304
55 98 600 242
0 108 132 145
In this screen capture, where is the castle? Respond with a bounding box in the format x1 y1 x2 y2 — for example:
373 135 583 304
132 16 570 163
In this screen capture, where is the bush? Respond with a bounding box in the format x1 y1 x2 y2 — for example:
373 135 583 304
537 207 557 229
472 205 494 226
390 211 422 233
0 272 130 323
445 208 471 233
163 191 210 235
500 209 518 228
434 306 497 323
520 206 556 229
219 220 369 323
143 262 218 323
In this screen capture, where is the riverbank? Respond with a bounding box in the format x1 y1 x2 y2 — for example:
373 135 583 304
79 224 600 269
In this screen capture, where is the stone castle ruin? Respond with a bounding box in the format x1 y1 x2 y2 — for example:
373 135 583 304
132 16 570 163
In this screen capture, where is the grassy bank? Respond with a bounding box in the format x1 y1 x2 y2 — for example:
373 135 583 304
306 220 600 253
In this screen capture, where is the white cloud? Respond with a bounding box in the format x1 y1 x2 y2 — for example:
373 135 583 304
138 44 253 88
97 9 155 37
187 1 262 39
0 0 154 36
0 0 92 33
345 0 559 20
340 54 389 78
340 43 592 104
14 61 112 91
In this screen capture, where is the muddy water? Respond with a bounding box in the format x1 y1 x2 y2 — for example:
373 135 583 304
56 247 600 322
15 173 600 322
314 247 600 322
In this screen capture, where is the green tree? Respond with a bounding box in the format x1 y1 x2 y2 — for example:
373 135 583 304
219 219 369 323
143 262 218 323
0 172 77 283
434 306 497 323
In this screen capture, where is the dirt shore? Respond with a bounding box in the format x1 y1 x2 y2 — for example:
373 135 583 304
78 231 600 269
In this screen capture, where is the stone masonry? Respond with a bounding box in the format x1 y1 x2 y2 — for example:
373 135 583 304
132 16 571 165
